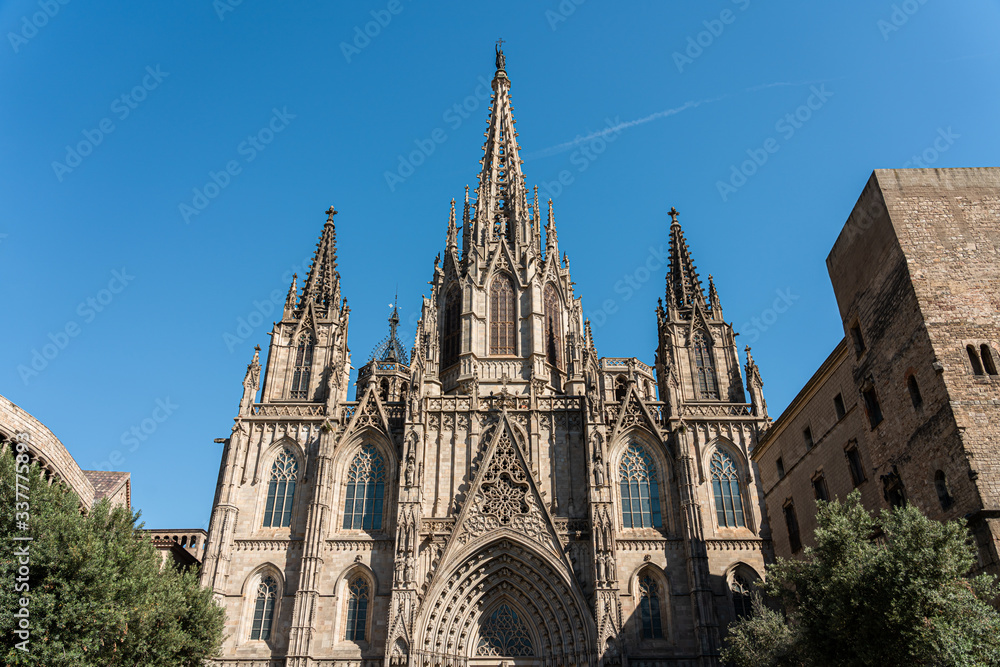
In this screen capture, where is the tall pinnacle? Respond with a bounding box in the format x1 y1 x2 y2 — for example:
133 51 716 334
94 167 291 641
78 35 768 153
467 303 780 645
446 198 457 250
665 207 707 316
474 41 528 246
299 206 341 313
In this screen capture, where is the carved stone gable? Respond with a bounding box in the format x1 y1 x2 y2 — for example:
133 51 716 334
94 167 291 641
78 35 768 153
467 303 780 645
450 417 563 557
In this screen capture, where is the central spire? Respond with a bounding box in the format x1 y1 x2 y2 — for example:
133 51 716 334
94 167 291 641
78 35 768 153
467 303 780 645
665 208 709 318
298 205 341 315
474 41 528 249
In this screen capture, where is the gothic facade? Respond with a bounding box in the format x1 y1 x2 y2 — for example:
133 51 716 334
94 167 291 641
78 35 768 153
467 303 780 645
200 46 771 667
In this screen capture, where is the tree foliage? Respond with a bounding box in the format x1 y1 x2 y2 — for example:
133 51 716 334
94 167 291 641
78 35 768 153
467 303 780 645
0 449 224 665
722 491 1000 667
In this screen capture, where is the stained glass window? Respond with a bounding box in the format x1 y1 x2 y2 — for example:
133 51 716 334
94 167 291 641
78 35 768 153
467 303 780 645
543 283 562 369
638 575 664 639
263 448 297 528
343 446 386 530
476 603 534 656
619 444 663 529
345 576 370 641
711 450 745 528
694 333 719 399
290 336 314 399
490 275 516 355
250 575 278 640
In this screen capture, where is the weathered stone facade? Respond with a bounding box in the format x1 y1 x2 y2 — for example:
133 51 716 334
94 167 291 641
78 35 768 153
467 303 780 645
200 47 772 666
754 168 1000 571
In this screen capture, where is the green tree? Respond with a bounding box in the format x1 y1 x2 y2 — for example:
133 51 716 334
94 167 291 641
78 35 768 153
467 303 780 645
722 491 1000 667
0 448 224 665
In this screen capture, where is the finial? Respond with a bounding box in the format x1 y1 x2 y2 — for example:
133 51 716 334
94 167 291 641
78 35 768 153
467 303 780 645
668 207 680 225
325 205 338 225
495 38 506 72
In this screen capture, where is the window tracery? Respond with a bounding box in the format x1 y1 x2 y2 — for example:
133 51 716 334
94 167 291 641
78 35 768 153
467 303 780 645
476 603 534 656
710 450 746 528
250 575 278 640
619 444 663 529
490 275 516 355
343 445 387 530
263 448 297 528
345 576 370 641
638 574 664 639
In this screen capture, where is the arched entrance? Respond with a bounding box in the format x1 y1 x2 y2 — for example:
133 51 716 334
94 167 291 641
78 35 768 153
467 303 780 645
414 538 596 667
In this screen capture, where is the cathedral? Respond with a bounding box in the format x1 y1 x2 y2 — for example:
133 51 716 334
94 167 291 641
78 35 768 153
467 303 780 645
200 45 771 667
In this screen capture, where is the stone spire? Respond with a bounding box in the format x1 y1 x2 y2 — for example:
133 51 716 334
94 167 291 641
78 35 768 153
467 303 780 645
473 41 528 249
446 198 458 251
239 345 261 414
462 185 471 259
283 273 298 317
665 207 707 318
299 206 341 314
708 274 722 319
545 199 559 259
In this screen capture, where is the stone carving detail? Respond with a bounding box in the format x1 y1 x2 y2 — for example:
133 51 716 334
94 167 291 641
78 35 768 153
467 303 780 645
460 432 547 547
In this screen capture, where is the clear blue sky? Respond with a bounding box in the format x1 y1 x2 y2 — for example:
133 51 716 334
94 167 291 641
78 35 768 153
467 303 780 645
2 1 998 528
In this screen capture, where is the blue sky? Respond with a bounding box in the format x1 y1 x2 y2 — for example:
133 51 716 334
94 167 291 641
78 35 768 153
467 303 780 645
2 1 998 528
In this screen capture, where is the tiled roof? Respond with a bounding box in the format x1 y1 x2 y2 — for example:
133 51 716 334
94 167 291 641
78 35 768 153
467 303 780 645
82 470 130 505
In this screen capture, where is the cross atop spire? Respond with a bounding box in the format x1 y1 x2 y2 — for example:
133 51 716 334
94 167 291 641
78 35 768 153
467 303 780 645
325 205 338 225
668 207 680 225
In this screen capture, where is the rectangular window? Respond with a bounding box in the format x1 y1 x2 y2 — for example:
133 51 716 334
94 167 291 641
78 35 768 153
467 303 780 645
846 441 866 486
803 427 814 450
834 393 846 420
862 387 883 428
783 502 802 553
776 457 785 479
812 474 829 502
850 322 865 356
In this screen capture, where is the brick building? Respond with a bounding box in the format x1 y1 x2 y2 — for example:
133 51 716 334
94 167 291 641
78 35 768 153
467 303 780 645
753 168 1000 571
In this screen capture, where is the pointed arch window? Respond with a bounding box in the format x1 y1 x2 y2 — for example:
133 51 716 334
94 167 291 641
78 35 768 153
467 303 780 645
345 576 370 641
476 603 534 656
490 275 516 355
441 287 461 368
710 450 746 528
638 574 664 639
263 448 297 528
250 575 278 640
343 446 387 530
619 444 663 529
730 571 754 620
544 283 562 369
694 333 719 399
290 336 314 399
